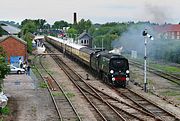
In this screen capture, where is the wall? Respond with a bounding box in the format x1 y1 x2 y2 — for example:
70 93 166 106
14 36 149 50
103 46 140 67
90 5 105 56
0 37 27 63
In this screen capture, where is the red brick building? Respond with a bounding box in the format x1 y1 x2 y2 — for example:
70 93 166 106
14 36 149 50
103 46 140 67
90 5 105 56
0 35 27 66
154 24 180 40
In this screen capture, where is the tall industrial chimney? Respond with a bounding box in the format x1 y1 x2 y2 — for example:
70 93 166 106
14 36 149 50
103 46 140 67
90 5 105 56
73 12 77 24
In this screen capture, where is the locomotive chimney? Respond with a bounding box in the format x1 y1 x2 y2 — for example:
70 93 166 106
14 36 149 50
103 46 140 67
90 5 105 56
73 12 77 24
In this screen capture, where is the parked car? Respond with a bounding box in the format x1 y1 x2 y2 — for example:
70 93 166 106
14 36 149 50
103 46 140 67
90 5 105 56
8 65 25 74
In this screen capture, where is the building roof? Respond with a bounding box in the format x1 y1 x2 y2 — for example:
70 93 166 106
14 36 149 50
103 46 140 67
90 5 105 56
77 32 92 40
0 35 27 45
0 22 21 35
154 24 180 33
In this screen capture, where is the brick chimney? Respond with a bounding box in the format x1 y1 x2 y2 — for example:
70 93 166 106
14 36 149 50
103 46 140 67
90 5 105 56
73 12 77 24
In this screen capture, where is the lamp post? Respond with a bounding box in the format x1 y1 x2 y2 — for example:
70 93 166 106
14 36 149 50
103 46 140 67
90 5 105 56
142 29 153 92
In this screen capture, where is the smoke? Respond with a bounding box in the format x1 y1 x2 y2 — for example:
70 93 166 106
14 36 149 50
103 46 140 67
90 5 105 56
144 3 169 24
112 23 154 57
112 23 180 63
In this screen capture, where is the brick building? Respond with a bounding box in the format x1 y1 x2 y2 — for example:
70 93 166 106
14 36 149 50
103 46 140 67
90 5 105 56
0 35 27 66
154 24 180 40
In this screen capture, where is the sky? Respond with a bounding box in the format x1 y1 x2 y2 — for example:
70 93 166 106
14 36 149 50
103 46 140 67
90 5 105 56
0 0 180 24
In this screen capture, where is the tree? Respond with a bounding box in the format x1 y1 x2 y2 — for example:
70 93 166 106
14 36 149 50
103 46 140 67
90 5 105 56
21 21 36 35
0 26 8 36
44 23 51 29
67 28 78 38
90 22 129 50
52 20 69 30
73 19 92 34
0 46 9 92
23 33 33 53
34 19 46 29
21 19 33 28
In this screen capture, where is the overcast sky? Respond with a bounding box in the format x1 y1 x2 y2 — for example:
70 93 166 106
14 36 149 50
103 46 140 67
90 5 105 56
0 0 179 24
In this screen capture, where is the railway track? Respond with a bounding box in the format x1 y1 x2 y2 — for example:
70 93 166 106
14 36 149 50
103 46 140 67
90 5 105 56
45 44 170 121
129 60 180 86
44 43 153 120
114 88 180 121
51 55 129 121
33 55 81 121
45 41 180 121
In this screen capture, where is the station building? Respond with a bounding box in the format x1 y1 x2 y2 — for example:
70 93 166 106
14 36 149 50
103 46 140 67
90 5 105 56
0 35 27 66
77 31 93 48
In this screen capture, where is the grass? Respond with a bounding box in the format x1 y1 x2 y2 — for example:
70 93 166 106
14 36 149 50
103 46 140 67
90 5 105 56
60 83 66 88
176 97 180 100
160 90 180 96
31 106 37 113
31 68 40 78
151 64 180 73
52 92 62 96
39 82 48 88
0 106 10 115
148 79 154 85
66 92 75 98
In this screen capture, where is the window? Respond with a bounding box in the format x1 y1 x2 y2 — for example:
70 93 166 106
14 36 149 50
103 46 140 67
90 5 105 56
81 40 83 44
177 36 180 39
164 33 168 39
84 40 86 44
172 32 175 39
177 32 180 35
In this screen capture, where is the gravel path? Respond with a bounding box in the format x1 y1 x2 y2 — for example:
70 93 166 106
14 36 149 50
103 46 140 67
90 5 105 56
3 74 59 121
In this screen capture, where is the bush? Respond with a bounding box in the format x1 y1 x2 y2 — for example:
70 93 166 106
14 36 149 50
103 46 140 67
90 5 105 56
150 39 180 64
0 106 10 115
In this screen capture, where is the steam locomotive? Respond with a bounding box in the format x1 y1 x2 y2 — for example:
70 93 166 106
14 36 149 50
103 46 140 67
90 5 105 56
45 36 129 87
